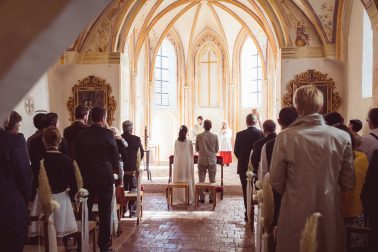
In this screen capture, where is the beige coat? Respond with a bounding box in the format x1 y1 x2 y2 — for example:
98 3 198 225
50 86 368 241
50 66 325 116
195 131 219 165
270 114 355 252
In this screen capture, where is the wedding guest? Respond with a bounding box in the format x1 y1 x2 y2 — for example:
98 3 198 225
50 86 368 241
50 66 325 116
196 120 219 203
323 111 344 126
218 121 232 166
334 124 368 226
270 85 355 252
0 113 31 251
45 112 67 153
76 106 119 252
250 119 276 178
3 111 22 134
121 120 144 217
259 107 298 226
361 149 378 251
349 119 363 133
43 126 78 198
172 125 195 204
63 105 89 160
234 114 264 219
358 108 378 161
42 126 78 236
27 113 46 153
109 126 128 185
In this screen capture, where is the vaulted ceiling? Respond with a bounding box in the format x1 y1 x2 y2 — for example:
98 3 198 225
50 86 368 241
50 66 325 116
73 0 373 61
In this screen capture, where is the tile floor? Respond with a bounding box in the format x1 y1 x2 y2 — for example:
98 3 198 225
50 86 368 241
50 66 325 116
113 193 255 252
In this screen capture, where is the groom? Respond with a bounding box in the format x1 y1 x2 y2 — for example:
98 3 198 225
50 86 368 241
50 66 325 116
195 119 219 203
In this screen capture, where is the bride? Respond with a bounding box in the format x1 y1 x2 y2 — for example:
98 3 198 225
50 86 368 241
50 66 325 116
172 125 195 204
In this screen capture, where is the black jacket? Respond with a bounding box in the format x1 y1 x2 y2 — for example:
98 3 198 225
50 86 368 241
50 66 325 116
63 121 89 160
121 132 144 171
250 133 277 174
44 151 78 198
0 129 32 204
76 124 119 188
234 126 264 174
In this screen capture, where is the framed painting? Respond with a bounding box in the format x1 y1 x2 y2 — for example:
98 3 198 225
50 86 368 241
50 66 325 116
67 75 116 125
282 69 341 114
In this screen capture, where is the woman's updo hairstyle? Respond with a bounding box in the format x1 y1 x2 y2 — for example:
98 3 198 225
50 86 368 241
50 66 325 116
178 125 188 142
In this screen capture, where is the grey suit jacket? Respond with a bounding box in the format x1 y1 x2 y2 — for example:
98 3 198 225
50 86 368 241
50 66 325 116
195 131 219 165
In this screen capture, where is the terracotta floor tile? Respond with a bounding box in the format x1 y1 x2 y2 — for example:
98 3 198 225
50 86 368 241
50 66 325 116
112 193 255 252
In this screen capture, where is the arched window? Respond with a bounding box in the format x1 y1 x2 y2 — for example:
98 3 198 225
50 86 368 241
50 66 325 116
241 37 262 107
154 39 177 107
362 9 373 98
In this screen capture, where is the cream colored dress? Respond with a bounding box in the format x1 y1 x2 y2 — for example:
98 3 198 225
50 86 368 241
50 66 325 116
270 114 355 252
172 139 195 204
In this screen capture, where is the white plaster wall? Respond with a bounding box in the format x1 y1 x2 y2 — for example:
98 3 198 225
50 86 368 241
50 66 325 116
13 72 50 138
344 0 372 134
134 50 146 137
281 57 345 113
48 63 121 133
120 53 130 125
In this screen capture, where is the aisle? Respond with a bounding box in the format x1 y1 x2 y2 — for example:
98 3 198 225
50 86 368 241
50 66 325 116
114 193 255 252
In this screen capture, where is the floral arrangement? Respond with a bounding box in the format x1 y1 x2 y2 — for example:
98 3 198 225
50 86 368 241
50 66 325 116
73 160 83 190
300 212 321 252
262 174 274 234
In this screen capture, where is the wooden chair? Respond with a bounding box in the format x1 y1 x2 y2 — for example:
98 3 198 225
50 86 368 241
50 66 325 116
168 155 224 201
124 190 144 225
63 198 97 252
194 183 217 210
166 182 189 210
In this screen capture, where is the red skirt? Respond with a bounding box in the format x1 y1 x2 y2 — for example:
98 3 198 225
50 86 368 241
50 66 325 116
220 151 232 165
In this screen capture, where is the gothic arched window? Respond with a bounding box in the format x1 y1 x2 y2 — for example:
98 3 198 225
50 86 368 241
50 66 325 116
154 39 177 107
362 9 373 98
241 37 262 107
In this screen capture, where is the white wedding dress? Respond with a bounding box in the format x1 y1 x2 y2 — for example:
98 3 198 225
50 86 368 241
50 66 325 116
172 139 195 204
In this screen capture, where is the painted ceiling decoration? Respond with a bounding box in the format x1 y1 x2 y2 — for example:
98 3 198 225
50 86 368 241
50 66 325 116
70 0 378 60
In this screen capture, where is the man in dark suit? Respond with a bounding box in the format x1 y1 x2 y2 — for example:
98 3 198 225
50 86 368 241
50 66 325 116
234 113 264 219
63 105 89 160
76 107 119 252
0 124 32 251
27 113 46 152
250 120 277 178
260 107 298 226
121 120 144 217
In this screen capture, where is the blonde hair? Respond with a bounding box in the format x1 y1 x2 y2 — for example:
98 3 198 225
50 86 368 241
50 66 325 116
293 85 324 115
109 127 121 137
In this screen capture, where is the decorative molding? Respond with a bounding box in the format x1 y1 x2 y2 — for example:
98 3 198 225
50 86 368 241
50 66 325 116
63 52 121 64
282 69 341 113
281 47 325 59
67 75 117 125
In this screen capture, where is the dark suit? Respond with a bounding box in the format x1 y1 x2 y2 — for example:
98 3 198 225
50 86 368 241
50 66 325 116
0 129 31 251
250 133 277 176
361 149 378 252
76 124 119 250
63 121 88 160
234 126 264 212
121 132 144 172
121 132 144 214
262 137 281 226
29 133 45 200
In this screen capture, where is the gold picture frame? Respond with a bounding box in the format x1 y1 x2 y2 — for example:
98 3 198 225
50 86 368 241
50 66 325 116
282 69 341 113
67 75 116 125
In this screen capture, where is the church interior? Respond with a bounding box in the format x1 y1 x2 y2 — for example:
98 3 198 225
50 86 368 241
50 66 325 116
1 0 378 251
